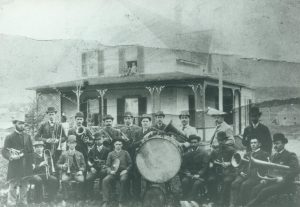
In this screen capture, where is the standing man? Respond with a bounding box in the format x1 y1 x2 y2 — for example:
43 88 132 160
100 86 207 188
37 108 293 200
246 133 300 207
208 107 235 148
99 114 122 146
242 106 272 154
153 111 167 131
181 135 210 202
178 111 197 138
2 114 34 206
68 111 94 164
35 107 67 162
102 139 132 207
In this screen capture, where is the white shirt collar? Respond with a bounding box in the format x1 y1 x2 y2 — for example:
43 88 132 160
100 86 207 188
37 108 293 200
252 122 259 128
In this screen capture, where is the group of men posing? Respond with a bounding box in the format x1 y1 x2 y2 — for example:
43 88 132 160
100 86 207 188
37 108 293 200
2 106 300 207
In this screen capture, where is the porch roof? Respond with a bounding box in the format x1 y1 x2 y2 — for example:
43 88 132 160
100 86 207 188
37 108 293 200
27 72 249 91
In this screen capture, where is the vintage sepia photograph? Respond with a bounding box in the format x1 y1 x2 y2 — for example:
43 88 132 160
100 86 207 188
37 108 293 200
0 0 300 207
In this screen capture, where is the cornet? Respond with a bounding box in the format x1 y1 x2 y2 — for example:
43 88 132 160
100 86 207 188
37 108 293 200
7 148 24 158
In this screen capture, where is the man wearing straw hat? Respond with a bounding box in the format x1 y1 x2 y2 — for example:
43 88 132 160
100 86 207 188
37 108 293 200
178 110 197 138
207 107 235 148
2 113 34 206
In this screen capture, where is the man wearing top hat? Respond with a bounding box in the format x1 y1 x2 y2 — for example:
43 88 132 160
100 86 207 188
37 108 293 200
153 111 167 131
35 106 67 161
99 114 122 147
207 107 235 148
2 113 34 206
178 111 197 138
242 106 272 154
31 140 58 203
246 133 300 207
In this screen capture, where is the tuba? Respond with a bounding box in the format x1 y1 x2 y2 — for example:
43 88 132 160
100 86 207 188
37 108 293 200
251 156 290 179
231 150 249 168
76 126 88 143
164 121 188 142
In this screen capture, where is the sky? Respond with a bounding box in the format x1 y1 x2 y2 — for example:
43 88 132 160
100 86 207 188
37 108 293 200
0 0 300 105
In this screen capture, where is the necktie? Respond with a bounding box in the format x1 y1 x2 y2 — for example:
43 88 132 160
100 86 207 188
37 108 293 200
182 126 186 131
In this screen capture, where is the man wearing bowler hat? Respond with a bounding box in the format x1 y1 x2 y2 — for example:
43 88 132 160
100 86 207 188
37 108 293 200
179 111 197 138
2 113 34 206
153 111 167 131
246 133 300 207
99 114 122 147
242 106 272 154
35 106 67 161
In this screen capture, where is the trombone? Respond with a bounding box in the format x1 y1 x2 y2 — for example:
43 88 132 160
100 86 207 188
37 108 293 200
44 149 56 179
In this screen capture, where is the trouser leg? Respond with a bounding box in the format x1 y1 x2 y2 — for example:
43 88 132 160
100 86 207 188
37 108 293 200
45 175 59 201
30 175 43 203
7 179 19 206
229 175 245 206
19 179 29 205
181 176 191 200
190 179 203 201
102 175 115 202
221 175 235 206
132 165 141 200
238 178 259 205
119 173 129 202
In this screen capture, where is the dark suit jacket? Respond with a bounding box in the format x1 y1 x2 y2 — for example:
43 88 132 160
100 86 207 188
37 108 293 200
2 131 34 180
88 145 110 171
57 150 86 173
120 124 142 155
270 149 300 183
68 127 94 161
182 147 210 178
35 121 67 151
242 123 272 154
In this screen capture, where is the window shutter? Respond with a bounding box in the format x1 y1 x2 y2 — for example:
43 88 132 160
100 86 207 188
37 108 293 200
117 98 125 124
137 46 144 73
81 53 87 77
98 50 104 75
118 48 126 74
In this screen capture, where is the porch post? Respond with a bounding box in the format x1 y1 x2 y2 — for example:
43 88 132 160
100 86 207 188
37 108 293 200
72 84 83 111
146 86 156 115
155 86 165 111
218 67 223 111
97 89 108 125
188 84 201 127
201 82 206 141
232 88 236 135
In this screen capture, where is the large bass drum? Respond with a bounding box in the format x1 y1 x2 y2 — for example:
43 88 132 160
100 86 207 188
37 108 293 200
136 135 182 183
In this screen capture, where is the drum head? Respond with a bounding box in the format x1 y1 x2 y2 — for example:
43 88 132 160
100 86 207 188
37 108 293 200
136 137 181 183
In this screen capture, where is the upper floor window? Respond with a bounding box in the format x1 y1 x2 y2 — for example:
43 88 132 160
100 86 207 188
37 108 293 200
119 46 144 76
82 50 104 77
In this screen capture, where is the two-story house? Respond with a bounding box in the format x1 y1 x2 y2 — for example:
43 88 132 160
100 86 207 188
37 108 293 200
28 44 254 140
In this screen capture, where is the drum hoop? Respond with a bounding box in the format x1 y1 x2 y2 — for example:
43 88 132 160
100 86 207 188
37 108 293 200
136 135 182 183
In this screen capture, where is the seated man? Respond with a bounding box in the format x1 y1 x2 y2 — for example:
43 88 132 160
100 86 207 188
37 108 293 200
181 135 209 201
207 131 236 206
102 138 132 207
31 140 58 203
246 133 300 207
57 135 86 199
229 137 268 207
86 133 110 197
